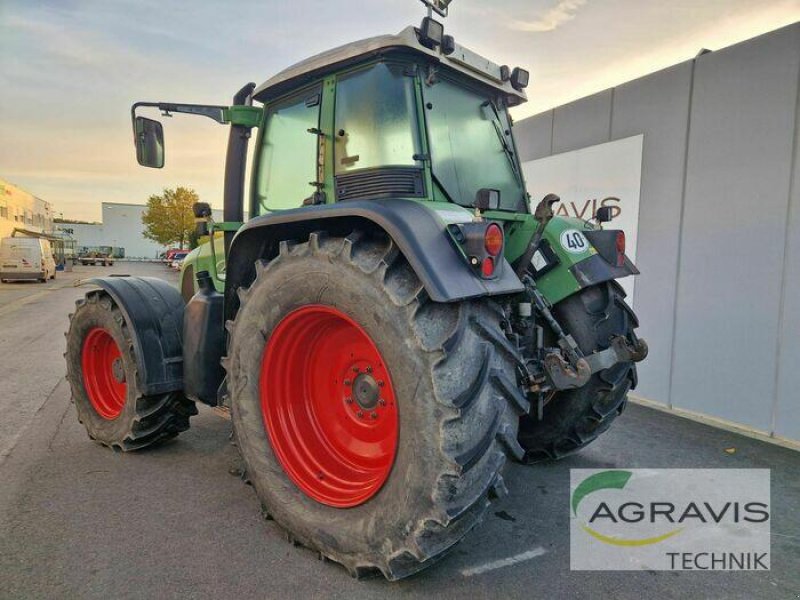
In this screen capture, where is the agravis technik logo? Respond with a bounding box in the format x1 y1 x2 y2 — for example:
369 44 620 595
570 469 770 571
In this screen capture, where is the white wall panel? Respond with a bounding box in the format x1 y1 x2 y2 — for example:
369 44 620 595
514 23 800 442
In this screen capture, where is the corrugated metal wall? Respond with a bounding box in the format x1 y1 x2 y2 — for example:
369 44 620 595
514 22 800 443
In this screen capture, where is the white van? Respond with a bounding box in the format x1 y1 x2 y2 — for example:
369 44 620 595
0 237 57 283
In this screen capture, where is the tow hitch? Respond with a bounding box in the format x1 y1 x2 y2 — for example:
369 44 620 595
543 335 648 391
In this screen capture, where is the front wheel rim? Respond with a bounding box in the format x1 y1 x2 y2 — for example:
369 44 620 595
81 327 127 420
260 305 399 508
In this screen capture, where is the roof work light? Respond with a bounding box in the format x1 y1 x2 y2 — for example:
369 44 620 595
419 16 445 48
511 67 530 91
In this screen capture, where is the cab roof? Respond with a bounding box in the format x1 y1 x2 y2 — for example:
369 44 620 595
253 25 527 106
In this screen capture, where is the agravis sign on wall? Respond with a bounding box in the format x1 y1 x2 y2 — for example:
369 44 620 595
522 134 643 304
570 468 770 571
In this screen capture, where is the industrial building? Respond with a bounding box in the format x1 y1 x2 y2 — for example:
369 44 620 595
0 177 54 238
515 22 799 444
58 202 223 259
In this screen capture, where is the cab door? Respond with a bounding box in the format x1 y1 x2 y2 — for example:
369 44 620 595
253 86 323 213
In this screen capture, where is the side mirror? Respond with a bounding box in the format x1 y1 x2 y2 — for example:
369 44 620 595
134 116 164 168
192 202 212 218
193 202 212 238
596 206 614 223
475 189 500 211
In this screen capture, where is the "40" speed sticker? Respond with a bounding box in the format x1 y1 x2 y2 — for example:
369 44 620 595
559 229 590 254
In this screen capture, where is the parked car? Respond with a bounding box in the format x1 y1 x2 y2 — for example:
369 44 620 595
170 251 189 270
163 248 185 264
0 237 57 283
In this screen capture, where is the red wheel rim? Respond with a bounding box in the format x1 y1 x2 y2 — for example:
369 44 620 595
81 327 127 420
260 305 399 508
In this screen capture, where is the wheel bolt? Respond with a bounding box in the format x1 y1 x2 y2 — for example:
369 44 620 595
352 366 360 373
370 412 378 419
379 398 386 407
111 358 126 384
356 411 364 418
378 380 384 387
344 379 352 386
366 366 373 373
345 397 353 404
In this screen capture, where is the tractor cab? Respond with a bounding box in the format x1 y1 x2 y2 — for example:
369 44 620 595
249 25 530 216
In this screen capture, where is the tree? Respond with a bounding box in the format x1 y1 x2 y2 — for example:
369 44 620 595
141 186 198 249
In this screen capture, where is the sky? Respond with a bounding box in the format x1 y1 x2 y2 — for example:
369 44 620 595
1 0 798 221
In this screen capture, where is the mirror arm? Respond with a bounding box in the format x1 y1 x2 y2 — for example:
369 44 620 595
159 103 228 124
132 101 228 124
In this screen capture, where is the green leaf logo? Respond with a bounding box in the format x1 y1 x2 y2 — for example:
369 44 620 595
572 470 682 546
572 470 632 516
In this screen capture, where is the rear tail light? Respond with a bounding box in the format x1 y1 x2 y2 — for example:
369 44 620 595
481 257 495 277
484 223 503 257
446 221 504 280
615 231 626 266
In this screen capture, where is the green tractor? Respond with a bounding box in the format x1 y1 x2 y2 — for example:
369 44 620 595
65 2 647 580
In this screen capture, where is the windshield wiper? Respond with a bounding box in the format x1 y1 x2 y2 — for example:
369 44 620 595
481 101 523 186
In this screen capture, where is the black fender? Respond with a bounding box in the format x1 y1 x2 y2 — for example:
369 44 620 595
225 199 525 321
86 276 184 396
569 254 639 290
576 229 640 288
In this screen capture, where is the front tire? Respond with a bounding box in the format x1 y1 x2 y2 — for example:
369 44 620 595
65 290 197 450
226 231 527 580
518 282 638 462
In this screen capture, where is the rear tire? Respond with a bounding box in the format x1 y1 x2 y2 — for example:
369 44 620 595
518 282 638 463
226 230 527 580
65 290 197 450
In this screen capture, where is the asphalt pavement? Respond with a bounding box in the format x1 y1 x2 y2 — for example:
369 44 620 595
0 262 798 599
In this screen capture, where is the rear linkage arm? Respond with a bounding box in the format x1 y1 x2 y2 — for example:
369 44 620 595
516 194 591 392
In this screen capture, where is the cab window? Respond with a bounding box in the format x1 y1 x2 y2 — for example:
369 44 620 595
424 77 526 211
256 88 321 212
334 63 421 174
